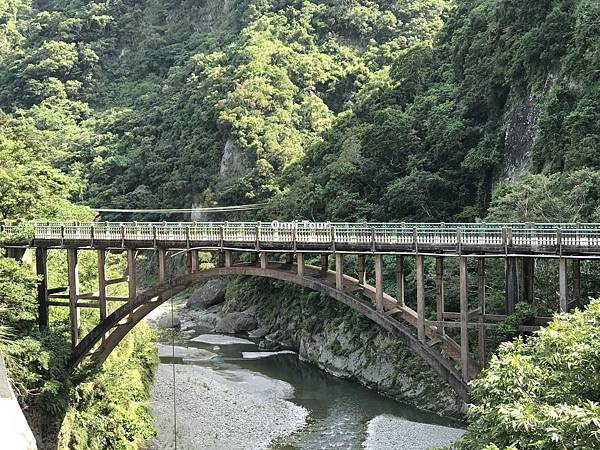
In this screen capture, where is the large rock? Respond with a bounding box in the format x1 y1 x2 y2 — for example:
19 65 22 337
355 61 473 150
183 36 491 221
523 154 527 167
157 314 181 328
214 312 258 334
186 279 227 308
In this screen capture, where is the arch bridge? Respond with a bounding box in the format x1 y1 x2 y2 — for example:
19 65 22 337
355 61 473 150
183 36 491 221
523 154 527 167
2 221 598 401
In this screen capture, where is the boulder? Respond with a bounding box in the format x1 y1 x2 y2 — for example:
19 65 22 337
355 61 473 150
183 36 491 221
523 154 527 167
157 314 181 328
186 279 227 308
214 312 258 334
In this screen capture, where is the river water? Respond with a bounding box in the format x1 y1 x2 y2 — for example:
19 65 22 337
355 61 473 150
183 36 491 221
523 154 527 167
149 331 465 450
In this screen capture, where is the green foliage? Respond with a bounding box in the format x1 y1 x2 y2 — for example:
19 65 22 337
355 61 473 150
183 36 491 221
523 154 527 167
458 300 600 449
496 302 538 339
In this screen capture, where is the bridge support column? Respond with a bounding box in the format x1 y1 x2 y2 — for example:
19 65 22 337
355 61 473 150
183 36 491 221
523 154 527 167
357 255 366 285
523 258 534 303
251 252 259 266
157 248 166 284
67 248 80 347
35 248 49 330
505 257 518 315
190 250 199 273
416 255 425 342
127 249 137 303
224 250 233 268
335 254 344 290
320 254 329 271
435 256 444 335
396 255 405 307
97 249 108 321
459 256 469 382
572 259 581 308
559 258 568 312
477 257 486 367
374 254 384 313
260 252 268 269
285 253 293 265
297 253 304 276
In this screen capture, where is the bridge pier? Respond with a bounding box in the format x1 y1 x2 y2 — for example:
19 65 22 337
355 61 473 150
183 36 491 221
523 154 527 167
224 250 233 268
357 255 366 285
97 249 107 321
459 256 469 382
416 255 425 342
477 257 485 366
67 248 80 347
396 255 405 306
572 259 581 308
127 249 136 303
522 257 534 303
320 254 329 271
435 256 444 336
35 248 49 330
559 258 568 312
374 254 384 313
260 251 268 269
157 248 166 283
335 254 344 290
297 253 304 276
505 257 518 315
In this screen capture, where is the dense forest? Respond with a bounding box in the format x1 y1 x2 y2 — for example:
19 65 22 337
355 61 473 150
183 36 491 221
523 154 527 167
1 0 599 448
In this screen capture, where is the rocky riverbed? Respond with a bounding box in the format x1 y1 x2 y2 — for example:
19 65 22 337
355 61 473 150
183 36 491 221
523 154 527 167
144 281 466 449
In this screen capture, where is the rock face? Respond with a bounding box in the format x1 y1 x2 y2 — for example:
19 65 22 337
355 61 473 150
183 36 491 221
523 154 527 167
219 279 466 418
186 279 227 309
157 314 180 328
214 312 258 333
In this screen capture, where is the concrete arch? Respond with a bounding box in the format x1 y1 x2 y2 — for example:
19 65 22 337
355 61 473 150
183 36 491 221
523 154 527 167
70 263 469 401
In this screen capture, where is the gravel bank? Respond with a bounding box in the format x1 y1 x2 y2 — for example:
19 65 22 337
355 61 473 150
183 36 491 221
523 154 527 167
146 363 307 450
362 415 465 450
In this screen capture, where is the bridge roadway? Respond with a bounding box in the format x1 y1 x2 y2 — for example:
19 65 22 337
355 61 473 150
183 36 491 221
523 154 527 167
2 221 598 401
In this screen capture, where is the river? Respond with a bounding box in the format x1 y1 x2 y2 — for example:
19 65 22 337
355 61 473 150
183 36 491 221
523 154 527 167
146 329 465 450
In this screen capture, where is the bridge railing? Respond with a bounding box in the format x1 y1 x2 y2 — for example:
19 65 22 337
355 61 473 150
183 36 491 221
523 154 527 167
4 221 600 252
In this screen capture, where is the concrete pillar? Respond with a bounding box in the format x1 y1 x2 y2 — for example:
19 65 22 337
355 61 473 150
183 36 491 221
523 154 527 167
416 255 425 342
297 253 304 276
477 257 486 367
224 250 233 268
505 256 518 315
335 254 344 290
190 250 199 273
459 256 469 381
321 254 329 271
260 251 268 269
357 254 366 285
435 256 444 333
396 255 405 307
35 248 49 330
127 249 136 303
157 248 166 284
374 254 384 313
97 249 107 321
572 259 581 308
559 258 567 312
523 257 534 303
67 248 80 348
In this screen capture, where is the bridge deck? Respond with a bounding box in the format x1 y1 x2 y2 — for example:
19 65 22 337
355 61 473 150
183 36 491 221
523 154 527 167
3 221 600 256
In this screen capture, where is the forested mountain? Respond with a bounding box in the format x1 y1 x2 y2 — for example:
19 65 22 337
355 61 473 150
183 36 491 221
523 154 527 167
2 0 599 223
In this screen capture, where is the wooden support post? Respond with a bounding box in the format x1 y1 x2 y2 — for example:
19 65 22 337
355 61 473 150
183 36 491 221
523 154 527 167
321 254 329 271
505 256 518 315
559 258 568 312
67 248 80 348
251 252 259 266
477 257 486 367
285 253 293 265
218 250 225 267
297 253 304 276
186 251 193 274
523 257 534 303
358 254 366 285
435 256 444 334
224 250 233 268
459 256 469 381
572 259 581 308
396 255 405 307
260 251 268 269
127 249 136 303
190 250 199 273
335 253 344 290
35 248 49 330
416 255 425 342
157 248 166 284
374 254 384 313
97 249 107 321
